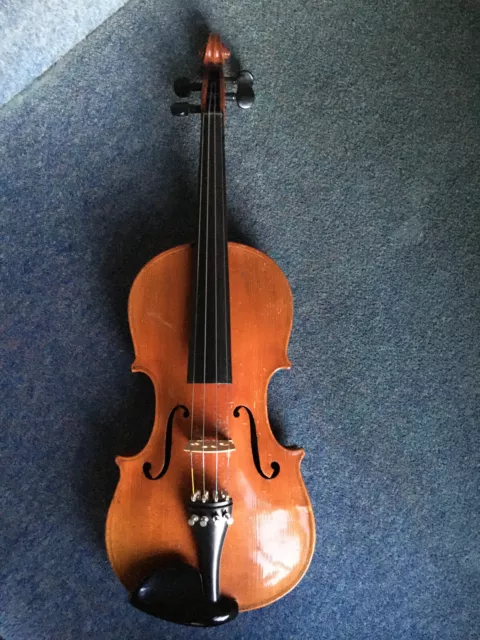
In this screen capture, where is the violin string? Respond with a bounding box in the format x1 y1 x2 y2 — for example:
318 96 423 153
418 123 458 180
221 96 231 494
213 77 219 497
189 91 206 497
202 80 214 496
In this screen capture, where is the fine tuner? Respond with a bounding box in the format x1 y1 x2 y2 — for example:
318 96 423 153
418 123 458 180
171 70 255 116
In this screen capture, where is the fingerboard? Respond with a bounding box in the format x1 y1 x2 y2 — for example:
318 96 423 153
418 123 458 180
187 76 232 384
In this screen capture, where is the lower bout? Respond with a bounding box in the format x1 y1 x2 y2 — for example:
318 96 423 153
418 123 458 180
223 506 315 611
106 500 315 612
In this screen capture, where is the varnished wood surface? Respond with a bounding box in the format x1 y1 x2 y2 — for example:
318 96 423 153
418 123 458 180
202 34 228 114
105 242 315 611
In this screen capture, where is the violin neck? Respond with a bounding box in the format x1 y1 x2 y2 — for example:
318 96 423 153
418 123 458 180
187 95 232 384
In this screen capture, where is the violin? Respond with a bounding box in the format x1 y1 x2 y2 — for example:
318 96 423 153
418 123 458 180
105 33 315 627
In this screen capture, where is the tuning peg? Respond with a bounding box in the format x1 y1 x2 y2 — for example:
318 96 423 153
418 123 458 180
225 70 255 110
173 77 202 98
236 70 254 86
171 102 201 117
236 70 255 109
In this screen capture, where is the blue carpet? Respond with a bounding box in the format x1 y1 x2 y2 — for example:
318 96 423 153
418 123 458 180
1 0 479 638
0 0 127 106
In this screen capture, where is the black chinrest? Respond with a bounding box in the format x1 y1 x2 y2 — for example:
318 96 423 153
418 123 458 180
129 560 238 627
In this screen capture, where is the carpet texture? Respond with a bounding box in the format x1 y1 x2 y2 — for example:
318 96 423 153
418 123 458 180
0 0 128 106
1 0 479 638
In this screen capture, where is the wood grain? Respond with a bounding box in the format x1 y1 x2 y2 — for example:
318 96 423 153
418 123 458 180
105 242 315 611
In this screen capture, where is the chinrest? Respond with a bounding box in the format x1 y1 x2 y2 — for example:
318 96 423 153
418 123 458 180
129 560 239 627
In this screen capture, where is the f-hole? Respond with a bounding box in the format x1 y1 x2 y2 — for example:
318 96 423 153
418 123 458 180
143 405 189 480
233 405 280 479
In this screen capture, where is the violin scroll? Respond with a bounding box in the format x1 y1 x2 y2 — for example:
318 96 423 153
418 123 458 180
203 33 230 66
171 34 254 116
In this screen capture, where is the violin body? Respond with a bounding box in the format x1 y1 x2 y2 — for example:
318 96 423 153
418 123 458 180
106 34 315 625
106 242 314 611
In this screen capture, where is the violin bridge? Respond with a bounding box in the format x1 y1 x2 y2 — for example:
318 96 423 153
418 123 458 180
184 439 236 454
